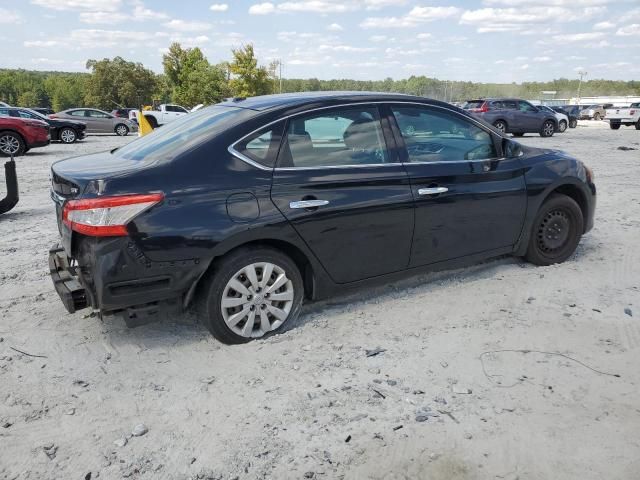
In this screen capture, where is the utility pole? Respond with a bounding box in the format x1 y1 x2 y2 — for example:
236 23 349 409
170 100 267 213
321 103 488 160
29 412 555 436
279 60 283 94
577 70 587 103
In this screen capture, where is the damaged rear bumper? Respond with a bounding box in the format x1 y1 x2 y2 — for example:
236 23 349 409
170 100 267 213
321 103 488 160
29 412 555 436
48 244 88 313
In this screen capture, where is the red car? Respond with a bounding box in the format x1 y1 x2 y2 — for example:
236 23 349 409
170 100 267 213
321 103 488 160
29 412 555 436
0 116 50 156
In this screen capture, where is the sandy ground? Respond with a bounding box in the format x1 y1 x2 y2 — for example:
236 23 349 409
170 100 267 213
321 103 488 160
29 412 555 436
1 122 639 480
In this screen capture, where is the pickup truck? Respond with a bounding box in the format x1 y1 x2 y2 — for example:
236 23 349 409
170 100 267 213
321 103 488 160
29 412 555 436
129 104 189 129
606 103 640 130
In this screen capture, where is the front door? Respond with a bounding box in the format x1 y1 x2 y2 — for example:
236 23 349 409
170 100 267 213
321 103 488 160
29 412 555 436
270 105 415 284
386 104 527 267
517 101 544 131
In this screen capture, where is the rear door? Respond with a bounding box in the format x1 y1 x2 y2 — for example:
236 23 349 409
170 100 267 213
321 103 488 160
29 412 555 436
269 105 415 284
386 103 527 267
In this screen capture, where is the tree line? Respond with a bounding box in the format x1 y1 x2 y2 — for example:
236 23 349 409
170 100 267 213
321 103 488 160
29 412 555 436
1 43 638 111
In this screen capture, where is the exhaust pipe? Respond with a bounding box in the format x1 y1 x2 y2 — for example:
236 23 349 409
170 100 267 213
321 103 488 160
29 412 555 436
0 155 19 215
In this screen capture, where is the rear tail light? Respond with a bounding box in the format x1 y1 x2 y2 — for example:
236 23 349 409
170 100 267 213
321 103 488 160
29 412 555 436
49 114 57 118
630 110 636 115
469 102 489 113
62 193 163 237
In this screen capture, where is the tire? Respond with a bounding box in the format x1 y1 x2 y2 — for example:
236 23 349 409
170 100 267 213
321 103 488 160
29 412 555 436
196 247 304 344
540 120 555 137
0 131 25 157
593 113 601 121
145 115 158 129
558 120 567 133
610 123 621 130
525 194 584 266
59 127 77 143
635 121 640 131
115 124 129 137
569 119 577 128
512 132 524 137
493 120 507 134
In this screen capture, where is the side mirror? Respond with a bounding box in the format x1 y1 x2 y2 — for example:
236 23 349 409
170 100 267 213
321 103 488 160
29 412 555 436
503 138 523 158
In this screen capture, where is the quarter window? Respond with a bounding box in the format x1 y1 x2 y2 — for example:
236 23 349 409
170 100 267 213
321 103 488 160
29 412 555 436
234 122 284 168
391 106 497 163
278 107 388 168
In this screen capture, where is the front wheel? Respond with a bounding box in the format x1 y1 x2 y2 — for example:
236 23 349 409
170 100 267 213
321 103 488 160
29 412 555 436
0 131 25 157
493 120 507 134
115 124 129 136
196 247 304 344
558 120 567 133
525 194 584 266
59 127 77 143
593 113 601 121
540 120 555 137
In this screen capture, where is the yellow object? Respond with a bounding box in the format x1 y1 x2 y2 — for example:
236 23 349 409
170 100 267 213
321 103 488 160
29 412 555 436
137 111 154 137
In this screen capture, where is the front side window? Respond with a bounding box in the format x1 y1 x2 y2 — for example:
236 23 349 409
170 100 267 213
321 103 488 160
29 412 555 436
518 102 537 113
392 106 497 163
69 110 85 117
278 107 388 168
17 110 36 119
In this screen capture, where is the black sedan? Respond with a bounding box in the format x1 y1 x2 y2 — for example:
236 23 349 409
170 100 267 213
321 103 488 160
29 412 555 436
0 107 86 143
48 92 596 344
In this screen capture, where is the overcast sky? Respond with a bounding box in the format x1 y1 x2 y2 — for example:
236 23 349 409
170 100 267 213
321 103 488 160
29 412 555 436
2 0 639 82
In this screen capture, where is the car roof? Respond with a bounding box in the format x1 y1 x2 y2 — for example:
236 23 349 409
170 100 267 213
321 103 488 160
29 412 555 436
216 91 447 112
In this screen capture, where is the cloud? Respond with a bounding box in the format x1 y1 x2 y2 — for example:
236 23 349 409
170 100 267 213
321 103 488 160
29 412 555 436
163 19 212 32
533 56 551 62
594 21 616 29
363 0 407 9
319 44 377 53
249 2 275 14
0 8 22 23
361 6 460 29
30 0 122 11
484 0 613 4
553 32 605 41
460 6 605 33
24 40 64 47
327 23 344 31
616 24 640 36
210 3 229 11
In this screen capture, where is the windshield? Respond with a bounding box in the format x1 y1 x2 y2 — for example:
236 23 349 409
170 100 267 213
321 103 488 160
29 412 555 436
24 108 48 121
113 105 256 162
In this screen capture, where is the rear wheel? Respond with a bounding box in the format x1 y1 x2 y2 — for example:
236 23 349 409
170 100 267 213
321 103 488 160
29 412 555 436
635 121 640 131
569 119 577 128
610 123 621 130
525 194 583 266
593 113 601 121
115 124 129 136
540 120 555 137
145 115 158 129
558 120 567 133
0 131 25 157
512 132 524 137
196 247 304 344
59 127 77 143
493 120 507 134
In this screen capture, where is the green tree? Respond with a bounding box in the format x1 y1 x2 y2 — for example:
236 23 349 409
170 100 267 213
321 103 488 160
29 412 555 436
228 44 272 97
84 57 157 110
16 91 40 107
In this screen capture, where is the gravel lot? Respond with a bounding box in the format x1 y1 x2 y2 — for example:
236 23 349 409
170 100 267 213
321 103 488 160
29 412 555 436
1 124 639 480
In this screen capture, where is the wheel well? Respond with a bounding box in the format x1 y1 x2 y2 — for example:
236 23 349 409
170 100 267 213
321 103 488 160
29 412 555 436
549 184 588 230
0 129 24 142
208 239 315 300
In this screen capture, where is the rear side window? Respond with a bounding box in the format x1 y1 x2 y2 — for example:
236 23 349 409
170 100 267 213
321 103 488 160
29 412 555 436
391 106 497 163
234 122 285 168
278 106 389 168
69 110 85 116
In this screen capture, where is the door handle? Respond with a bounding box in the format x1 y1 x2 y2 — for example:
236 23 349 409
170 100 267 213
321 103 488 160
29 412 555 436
418 187 448 196
289 199 330 209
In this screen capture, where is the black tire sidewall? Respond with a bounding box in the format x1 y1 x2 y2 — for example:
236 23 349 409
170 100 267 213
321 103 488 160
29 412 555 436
494 121 507 133
0 131 25 157
197 247 304 344
540 121 555 137
526 194 584 266
569 119 577 128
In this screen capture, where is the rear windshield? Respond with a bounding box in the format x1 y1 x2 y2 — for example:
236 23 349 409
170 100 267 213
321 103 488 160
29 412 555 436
462 101 484 110
113 105 255 162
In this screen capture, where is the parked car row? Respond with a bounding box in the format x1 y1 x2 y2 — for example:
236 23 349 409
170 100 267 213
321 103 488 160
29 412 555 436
463 98 559 137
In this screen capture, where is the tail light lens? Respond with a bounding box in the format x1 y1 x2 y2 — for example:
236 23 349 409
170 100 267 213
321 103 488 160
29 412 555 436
49 114 57 118
630 109 636 115
469 102 489 113
62 193 163 237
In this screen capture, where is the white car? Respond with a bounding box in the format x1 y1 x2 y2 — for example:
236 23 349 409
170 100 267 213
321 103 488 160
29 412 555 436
540 105 568 133
0 101 10 107
129 104 189 129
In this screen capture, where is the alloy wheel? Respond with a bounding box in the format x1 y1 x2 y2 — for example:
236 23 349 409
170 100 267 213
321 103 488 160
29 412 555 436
221 262 294 338
543 122 554 136
60 129 76 143
494 121 506 134
116 125 128 136
0 135 20 154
